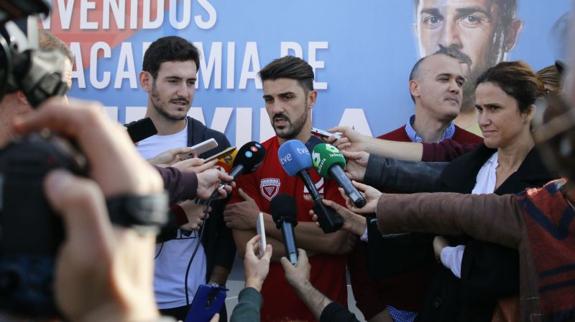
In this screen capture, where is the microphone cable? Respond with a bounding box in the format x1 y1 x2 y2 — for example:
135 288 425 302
184 190 221 306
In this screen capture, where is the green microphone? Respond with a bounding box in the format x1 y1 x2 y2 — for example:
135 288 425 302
312 143 367 208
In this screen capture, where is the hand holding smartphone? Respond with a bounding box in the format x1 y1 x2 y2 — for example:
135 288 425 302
185 284 227 322
188 138 218 157
256 212 267 258
204 146 236 162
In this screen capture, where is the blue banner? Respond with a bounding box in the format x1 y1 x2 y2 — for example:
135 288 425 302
45 0 571 146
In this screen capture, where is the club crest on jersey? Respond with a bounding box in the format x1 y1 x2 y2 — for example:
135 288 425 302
303 177 325 196
260 178 281 201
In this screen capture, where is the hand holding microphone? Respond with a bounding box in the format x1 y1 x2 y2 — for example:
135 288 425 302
278 140 343 233
312 143 367 208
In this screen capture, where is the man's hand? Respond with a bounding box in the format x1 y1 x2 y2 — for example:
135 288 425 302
15 98 162 322
343 181 382 214
179 200 208 230
313 199 366 236
148 147 193 166
342 150 369 181
196 168 234 200
328 126 371 152
244 235 272 292
280 249 311 290
223 188 259 230
14 98 163 196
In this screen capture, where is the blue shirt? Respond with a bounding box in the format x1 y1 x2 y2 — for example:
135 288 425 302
404 115 456 143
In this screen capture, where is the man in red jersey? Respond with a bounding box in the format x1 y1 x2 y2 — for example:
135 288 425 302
224 56 354 322
350 46 483 322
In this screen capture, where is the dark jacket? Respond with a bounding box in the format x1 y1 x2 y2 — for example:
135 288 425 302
417 145 554 322
158 117 236 282
363 145 554 322
363 156 446 278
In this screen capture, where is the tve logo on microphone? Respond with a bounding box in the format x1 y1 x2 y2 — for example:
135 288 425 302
278 140 311 168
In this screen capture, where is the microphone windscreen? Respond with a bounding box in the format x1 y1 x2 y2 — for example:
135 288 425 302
278 140 312 176
125 117 157 143
233 141 265 173
270 194 298 226
312 143 346 178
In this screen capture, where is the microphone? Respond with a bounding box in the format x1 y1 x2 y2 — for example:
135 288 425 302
312 143 366 208
228 141 266 178
270 194 298 265
278 140 343 233
202 141 266 203
125 117 157 143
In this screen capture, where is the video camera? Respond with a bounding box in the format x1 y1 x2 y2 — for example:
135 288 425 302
0 0 84 318
0 0 69 106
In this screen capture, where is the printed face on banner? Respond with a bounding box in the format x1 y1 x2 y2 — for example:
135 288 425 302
146 60 198 121
262 78 315 141
415 0 522 104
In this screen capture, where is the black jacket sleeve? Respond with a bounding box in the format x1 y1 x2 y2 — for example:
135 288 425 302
364 155 447 193
155 165 198 204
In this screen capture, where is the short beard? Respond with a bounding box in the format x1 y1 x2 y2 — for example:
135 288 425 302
150 84 187 122
275 98 309 139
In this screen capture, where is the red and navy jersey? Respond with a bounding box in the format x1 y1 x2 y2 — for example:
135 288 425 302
229 136 348 322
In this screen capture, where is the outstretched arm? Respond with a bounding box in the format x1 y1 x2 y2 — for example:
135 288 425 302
375 192 524 248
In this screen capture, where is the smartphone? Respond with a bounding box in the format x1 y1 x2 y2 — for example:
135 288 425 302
204 146 236 162
185 284 227 322
208 147 237 172
311 127 341 140
256 212 267 258
189 138 218 156
125 117 157 143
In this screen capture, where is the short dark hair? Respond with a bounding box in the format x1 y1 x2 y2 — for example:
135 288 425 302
475 61 545 113
142 36 199 78
258 56 314 92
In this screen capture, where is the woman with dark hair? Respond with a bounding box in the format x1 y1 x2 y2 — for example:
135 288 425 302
418 61 554 322
330 61 557 322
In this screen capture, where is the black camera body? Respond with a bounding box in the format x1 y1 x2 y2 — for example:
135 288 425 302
0 134 86 316
0 1 77 317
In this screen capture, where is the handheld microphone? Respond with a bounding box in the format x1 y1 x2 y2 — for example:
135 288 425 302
125 117 157 143
312 143 367 208
270 194 298 265
203 141 266 203
278 140 342 233
228 141 266 178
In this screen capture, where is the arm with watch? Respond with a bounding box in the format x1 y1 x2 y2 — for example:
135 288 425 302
12 98 170 322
